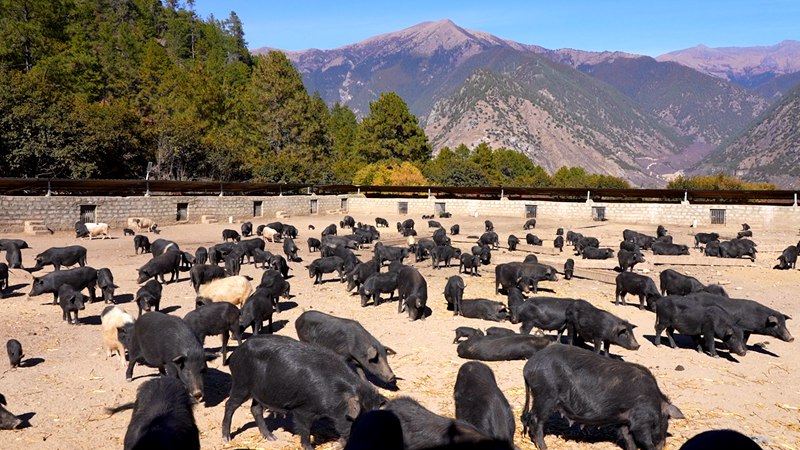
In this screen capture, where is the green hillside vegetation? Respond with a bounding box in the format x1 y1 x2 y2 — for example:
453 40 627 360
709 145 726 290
0 0 632 189
667 174 776 190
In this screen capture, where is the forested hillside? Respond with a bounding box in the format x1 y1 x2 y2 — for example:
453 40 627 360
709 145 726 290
0 2 634 188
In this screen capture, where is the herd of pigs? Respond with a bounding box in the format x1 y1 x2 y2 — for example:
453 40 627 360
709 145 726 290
0 213 796 450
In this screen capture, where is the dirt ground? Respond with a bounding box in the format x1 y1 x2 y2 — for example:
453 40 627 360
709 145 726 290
0 212 798 450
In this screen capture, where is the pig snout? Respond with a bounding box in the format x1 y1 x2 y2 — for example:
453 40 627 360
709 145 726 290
191 389 203 401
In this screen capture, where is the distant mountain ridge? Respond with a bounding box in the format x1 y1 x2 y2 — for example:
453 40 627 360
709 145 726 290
656 40 800 88
251 20 800 186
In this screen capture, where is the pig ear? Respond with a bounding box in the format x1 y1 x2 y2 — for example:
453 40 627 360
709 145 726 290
767 315 779 326
0 393 6 405
172 355 187 367
785 314 792 321
385 347 397 356
367 346 379 361
664 403 684 419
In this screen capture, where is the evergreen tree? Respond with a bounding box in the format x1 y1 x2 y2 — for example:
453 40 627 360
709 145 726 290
355 92 431 163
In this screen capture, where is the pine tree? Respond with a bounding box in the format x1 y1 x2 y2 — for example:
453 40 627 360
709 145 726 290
355 92 431 163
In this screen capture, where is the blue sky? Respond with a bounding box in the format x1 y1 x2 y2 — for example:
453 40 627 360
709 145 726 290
194 1 799 56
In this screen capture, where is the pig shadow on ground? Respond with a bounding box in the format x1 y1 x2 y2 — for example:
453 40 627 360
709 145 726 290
644 334 750 361
276 301 298 312
261 414 340 447
81 315 102 326
540 415 627 448
202 367 232 407
267 319 289 333
535 287 556 294
747 342 779 358
14 412 35 429
18 357 44 368
241 320 290 340
2 283 29 298
159 305 182 315
113 293 134 304
418 306 433 319
569 338 625 361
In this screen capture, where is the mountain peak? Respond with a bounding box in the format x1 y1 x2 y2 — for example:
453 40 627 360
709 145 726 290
359 19 523 56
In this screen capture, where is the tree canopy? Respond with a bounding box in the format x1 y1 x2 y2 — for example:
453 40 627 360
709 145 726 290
0 0 640 189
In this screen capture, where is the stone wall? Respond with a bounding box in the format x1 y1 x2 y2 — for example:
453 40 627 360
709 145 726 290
0 194 346 233
2 193 798 233
346 196 800 230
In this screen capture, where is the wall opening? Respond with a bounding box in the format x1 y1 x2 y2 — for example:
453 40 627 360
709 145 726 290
591 206 606 221
310 199 318 214
253 201 263 217
79 205 96 223
525 204 537 218
434 202 446 216
176 203 188 221
340 198 348 211
398 202 408 215
710 208 726 225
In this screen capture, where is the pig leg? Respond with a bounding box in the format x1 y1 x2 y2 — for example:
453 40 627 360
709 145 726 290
291 410 316 450
125 359 137 381
703 332 718 358
532 398 555 450
221 330 230 365
654 322 666 347
566 324 576 345
249 400 276 441
222 389 248 442
619 425 637 450
637 295 645 310
230 323 243 346
665 327 678 348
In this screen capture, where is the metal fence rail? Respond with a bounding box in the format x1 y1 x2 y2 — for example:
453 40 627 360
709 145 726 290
0 178 797 206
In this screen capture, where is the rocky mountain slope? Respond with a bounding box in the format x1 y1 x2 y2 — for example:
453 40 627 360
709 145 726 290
424 55 683 186
575 56 770 145
704 85 800 188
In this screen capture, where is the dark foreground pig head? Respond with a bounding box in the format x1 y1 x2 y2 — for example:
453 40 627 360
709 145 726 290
613 322 640 351
722 326 748 357
0 394 23 430
515 277 532 294
101 284 118 303
28 278 47 297
171 352 218 401
363 345 397 385
136 269 152 285
767 314 794 342
647 401 685 450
